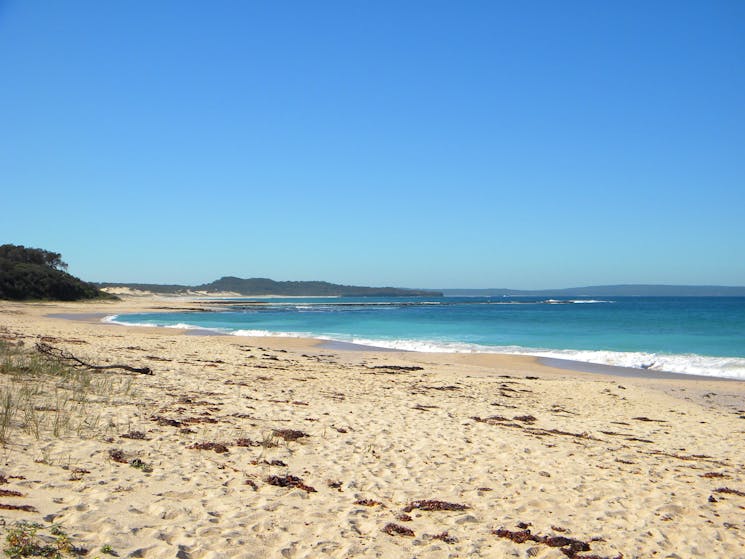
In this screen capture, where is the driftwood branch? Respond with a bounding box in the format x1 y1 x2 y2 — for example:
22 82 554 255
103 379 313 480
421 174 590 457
35 342 153 375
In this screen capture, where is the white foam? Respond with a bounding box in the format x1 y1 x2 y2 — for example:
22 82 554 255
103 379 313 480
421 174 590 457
337 337 745 379
102 315 225 333
231 329 311 338
103 316 745 380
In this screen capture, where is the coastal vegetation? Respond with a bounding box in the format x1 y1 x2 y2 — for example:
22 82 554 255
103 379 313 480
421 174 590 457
0 245 113 301
0 336 135 446
97 276 443 297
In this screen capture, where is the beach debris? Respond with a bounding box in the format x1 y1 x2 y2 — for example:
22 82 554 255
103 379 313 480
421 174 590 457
69 468 90 481
701 472 728 478
382 523 415 537
265 474 316 493
267 399 308 406
250 459 287 467
108 449 128 464
327 480 343 490
150 415 182 427
429 531 458 543
354 499 384 507
412 404 438 411
714 487 745 497
632 416 667 423
272 429 309 442
0 489 23 497
402 500 469 513
514 415 537 423
0 503 37 512
493 527 620 559
188 442 230 453
396 513 413 522
35 342 153 375
120 431 148 440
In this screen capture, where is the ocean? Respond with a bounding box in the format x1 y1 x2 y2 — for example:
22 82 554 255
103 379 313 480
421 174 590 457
107 296 745 380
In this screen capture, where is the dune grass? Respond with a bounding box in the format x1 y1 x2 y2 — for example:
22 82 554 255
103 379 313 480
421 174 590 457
0 337 135 445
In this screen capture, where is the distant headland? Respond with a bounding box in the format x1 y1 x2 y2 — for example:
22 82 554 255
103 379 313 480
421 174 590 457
96 276 443 297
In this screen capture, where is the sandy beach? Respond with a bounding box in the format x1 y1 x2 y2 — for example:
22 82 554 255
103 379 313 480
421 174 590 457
1 298 744 558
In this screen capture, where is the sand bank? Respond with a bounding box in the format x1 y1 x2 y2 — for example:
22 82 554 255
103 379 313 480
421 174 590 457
1 298 744 558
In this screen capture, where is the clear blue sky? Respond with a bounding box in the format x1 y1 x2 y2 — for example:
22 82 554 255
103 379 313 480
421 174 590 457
2 1 744 289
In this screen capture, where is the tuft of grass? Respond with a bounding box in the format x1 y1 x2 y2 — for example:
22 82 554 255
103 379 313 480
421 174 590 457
0 339 136 445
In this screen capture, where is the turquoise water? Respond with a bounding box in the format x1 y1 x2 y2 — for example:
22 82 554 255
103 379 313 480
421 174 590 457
108 296 745 379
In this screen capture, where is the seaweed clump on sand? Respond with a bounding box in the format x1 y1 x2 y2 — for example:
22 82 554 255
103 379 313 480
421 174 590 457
354 499 384 507
272 429 309 442
187 442 230 453
402 500 469 513
266 474 316 493
493 527 622 559
430 531 458 544
714 487 745 497
382 523 415 537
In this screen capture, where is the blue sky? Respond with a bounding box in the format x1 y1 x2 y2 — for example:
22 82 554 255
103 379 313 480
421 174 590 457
2 1 744 289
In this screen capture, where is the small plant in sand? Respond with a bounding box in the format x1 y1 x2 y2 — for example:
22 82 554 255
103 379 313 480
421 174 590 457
3 521 81 558
99 543 117 556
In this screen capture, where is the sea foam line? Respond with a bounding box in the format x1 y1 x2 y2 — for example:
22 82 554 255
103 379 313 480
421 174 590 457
102 316 744 380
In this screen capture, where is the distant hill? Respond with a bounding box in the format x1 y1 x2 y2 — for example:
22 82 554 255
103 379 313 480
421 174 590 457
443 285 745 297
0 244 115 301
97 276 443 297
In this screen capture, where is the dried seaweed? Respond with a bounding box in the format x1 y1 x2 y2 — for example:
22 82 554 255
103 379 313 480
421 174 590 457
0 489 23 497
430 531 458 543
266 474 316 493
188 442 230 453
235 438 260 447
402 500 469 513
354 499 384 507
701 472 728 478
714 487 745 497
108 449 128 463
382 523 415 537
150 415 183 427
368 365 423 372
272 429 309 442
493 528 619 559
0 503 37 512
121 431 148 440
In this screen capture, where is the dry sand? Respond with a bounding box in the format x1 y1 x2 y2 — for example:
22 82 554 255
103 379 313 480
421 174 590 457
1 298 744 558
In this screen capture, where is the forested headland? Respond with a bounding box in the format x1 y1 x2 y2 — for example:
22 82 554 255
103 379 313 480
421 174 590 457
0 244 114 301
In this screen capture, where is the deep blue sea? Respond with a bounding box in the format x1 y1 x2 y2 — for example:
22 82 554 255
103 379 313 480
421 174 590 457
107 296 745 379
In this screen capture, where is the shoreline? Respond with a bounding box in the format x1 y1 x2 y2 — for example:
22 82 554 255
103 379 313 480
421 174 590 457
2 298 744 557
63 307 744 383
